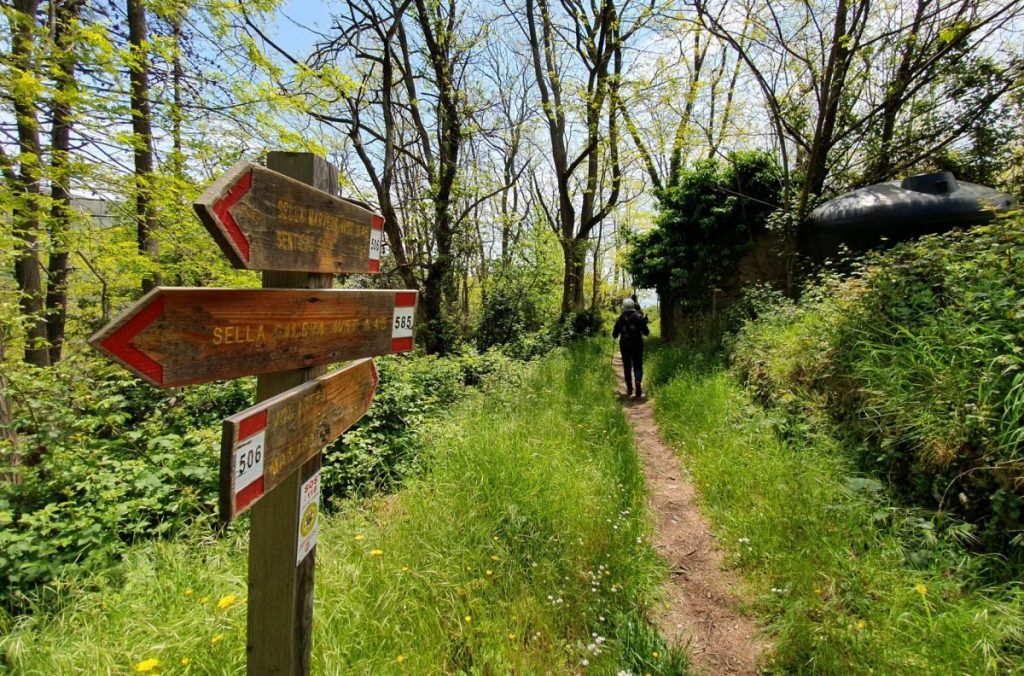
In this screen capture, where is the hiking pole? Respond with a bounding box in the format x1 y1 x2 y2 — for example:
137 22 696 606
611 334 619 397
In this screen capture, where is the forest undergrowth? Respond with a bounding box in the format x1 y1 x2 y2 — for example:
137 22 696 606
643 216 1024 673
649 343 1023 673
1 341 687 674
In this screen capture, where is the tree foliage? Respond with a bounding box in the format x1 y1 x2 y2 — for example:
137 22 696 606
627 150 781 311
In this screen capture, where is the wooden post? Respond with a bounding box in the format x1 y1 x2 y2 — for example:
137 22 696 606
88 149 415 673
247 152 337 675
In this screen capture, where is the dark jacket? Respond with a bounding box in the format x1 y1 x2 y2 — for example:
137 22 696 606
612 309 650 353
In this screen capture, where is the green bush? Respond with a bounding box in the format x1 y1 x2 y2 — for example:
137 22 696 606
476 281 543 352
1 338 554 611
730 214 1024 554
0 355 240 611
560 308 604 341
627 150 782 312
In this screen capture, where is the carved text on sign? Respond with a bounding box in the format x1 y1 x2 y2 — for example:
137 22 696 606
91 288 418 388
220 358 379 521
194 161 385 273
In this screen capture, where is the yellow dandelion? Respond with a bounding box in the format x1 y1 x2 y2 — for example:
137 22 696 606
211 633 225 644
490 555 499 561
370 549 383 556
135 658 159 672
485 569 493 577
466 565 472 571
217 594 238 609
354 534 365 541
915 583 927 596
180 656 191 666
198 596 209 605
652 650 660 658
396 655 406 664
492 536 499 541
184 588 194 597
857 620 866 630
464 615 472 623
401 566 411 573
508 632 516 640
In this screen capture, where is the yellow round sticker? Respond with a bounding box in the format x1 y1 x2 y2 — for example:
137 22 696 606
300 502 318 538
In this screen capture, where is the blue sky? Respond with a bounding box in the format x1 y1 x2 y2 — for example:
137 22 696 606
270 1 333 58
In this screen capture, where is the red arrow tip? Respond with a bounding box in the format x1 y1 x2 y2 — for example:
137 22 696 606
367 360 379 408
213 170 253 262
100 296 165 385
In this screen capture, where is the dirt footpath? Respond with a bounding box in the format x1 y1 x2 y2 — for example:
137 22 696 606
614 354 767 675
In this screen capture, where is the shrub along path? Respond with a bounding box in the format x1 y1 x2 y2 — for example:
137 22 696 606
613 352 765 674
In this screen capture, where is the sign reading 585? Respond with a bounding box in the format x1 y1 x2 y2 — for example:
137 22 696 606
388 292 417 352
392 306 415 337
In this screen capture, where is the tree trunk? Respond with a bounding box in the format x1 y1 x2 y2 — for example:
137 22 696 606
10 0 50 367
170 6 185 177
45 0 84 364
127 0 161 293
414 0 463 354
0 329 22 483
865 0 927 183
591 221 603 311
796 0 866 217
659 289 680 342
559 236 587 313
572 254 586 308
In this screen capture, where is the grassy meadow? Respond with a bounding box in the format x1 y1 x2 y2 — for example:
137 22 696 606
0 342 687 675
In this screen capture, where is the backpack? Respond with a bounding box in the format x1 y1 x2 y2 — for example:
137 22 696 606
620 311 647 348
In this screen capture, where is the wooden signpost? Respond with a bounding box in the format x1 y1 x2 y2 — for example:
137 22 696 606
89 287 416 387
221 358 378 522
89 151 415 675
194 160 385 273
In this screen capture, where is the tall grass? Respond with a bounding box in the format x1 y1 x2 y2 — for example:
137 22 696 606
650 344 1024 674
730 218 1024 551
1 342 687 674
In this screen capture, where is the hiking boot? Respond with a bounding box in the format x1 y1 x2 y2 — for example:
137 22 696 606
635 385 643 399
625 387 633 398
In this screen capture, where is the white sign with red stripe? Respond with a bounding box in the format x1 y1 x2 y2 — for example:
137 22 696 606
368 215 384 272
297 471 320 565
235 430 265 500
219 358 381 523
391 292 416 352
232 411 268 513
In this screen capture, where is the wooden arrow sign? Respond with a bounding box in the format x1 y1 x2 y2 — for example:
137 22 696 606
90 288 417 388
194 161 385 273
220 358 378 522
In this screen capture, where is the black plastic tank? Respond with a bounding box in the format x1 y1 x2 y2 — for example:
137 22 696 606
802 172 1016 261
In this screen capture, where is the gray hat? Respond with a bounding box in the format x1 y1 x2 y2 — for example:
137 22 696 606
622 298 635 310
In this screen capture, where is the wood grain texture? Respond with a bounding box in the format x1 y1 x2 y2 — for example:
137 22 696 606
247 153 333 676
194 159 383 273
89 288 417 387
220 358 377 522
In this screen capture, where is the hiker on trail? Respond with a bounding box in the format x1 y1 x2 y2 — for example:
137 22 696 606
613 297 650 399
